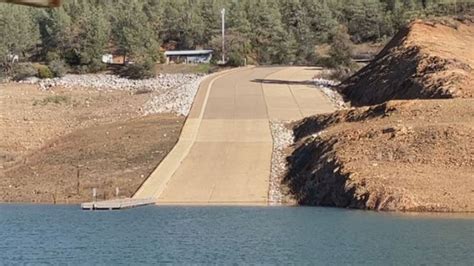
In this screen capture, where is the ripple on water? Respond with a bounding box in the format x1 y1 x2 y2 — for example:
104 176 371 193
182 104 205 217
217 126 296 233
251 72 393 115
0 205 473 264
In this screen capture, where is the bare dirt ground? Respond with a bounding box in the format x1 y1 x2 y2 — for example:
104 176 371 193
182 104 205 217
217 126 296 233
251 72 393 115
339 17 474 106
0 83 183 203
286 17 474 212
286 100 473 212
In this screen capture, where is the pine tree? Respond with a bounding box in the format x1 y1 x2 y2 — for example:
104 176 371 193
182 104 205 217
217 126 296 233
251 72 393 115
37 6 72 61
0 5 40 60
112 1 159 63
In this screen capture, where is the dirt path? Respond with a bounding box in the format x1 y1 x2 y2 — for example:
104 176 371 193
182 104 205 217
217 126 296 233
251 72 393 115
134 67 335 205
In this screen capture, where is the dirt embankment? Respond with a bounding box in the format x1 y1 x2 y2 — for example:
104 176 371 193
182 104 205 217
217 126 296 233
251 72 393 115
339 18 474 106
286 18 474 212
0 83 184 203
286 100 473 212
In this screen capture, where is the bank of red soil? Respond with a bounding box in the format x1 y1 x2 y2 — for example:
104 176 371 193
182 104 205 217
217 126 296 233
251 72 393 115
287 18 474 212
286 100 473 212
339 18 474 106
0 84 184 203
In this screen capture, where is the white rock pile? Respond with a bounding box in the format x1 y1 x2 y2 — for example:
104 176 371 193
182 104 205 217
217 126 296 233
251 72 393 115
144 75 206 116
23 73 203 92
269 120 294 205
313 78 347 109
22 73 205 116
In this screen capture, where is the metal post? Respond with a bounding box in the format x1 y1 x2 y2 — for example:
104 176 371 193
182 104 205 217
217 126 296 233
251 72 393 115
221 8 226 64
92 188 97 202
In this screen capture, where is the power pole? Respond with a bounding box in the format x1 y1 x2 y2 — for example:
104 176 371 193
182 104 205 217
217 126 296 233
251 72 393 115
221 8 226 64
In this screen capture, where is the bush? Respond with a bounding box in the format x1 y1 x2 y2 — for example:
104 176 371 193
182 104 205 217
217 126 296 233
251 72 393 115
33 95 70 106
48 60 67 78
37 66 54 79
326 26 356 69
87 59 106 73
227 52 246 67
119 60 156 79
11 63 37 81
45 52 61 63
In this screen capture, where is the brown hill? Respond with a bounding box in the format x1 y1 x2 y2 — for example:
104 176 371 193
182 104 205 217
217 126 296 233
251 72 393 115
286 17 474 212
339 17 474 106
285 99 474 212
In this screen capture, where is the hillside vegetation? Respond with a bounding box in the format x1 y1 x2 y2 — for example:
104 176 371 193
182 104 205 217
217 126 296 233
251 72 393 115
1 0 473 74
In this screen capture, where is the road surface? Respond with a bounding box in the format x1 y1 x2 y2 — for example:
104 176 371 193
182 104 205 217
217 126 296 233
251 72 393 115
133 67 334 205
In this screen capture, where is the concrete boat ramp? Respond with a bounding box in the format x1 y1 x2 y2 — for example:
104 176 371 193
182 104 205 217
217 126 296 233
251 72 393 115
81 67 334 210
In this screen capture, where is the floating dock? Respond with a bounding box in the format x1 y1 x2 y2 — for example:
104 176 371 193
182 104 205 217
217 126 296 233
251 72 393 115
81 198 155 210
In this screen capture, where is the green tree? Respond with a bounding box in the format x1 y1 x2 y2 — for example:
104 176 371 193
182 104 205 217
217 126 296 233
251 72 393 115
112 1 160 63
0 5 40 61
73 4 110 71
37 6 72 61
329 26 354 68
248 0 293 64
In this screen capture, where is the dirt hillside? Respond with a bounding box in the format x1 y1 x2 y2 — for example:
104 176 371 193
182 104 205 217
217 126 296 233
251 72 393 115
286 17 474 212
285 100 473 212
339 17 474 106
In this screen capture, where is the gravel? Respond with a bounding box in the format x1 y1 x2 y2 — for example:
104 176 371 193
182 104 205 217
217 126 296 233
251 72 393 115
313 78 347 109
268 77 347 205
269 120 294 205
144 75 206 116
21 73 205 116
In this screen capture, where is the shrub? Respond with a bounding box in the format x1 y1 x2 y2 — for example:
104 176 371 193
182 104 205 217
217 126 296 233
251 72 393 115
119 60 156 79
328 26 355 69
45 52 61 63
48 60 67 78
37 66 54 79
87 59 106 73
12 63 37 81
33 95 70 106
227 52 246 67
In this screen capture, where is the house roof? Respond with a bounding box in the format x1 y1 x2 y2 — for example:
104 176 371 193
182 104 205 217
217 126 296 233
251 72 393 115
164 50 213 56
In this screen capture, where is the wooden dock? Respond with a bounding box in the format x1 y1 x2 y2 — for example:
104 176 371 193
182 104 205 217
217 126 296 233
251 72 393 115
81 198 155 210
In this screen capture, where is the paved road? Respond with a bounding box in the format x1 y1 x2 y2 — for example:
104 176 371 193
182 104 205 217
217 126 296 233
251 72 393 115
133 67 334 205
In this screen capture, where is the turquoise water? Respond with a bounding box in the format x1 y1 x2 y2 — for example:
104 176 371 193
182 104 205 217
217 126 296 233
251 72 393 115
0 205 473 265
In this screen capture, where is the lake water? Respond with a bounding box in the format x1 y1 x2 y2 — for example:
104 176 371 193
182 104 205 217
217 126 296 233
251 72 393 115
0 205 473 265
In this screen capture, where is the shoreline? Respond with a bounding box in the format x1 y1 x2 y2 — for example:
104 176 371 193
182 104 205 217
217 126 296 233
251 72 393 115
2 202 474 219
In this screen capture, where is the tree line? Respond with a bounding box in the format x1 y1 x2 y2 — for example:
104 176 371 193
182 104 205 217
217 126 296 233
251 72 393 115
0 0 472 75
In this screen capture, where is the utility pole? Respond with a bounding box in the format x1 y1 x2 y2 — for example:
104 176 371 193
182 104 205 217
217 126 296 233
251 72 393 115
221 8 226 64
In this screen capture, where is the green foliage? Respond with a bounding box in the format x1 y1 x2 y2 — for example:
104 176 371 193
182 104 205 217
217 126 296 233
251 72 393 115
0 5 39 63
328 26 355 68
1 0 473 71
48 60 67 77
119 60 156 80
33 95 70 106
112 1 159 63
37 65 54 79
227 52 246 67
12 63 37 81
